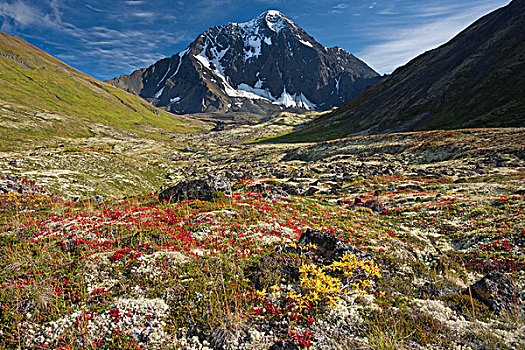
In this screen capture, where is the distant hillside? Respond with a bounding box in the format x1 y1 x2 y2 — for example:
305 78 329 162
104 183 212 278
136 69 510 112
0 32 202 149
272 0 524 142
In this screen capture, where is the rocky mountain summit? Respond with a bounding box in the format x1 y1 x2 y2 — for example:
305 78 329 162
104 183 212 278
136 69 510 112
107 10 380 117
278 0 525 141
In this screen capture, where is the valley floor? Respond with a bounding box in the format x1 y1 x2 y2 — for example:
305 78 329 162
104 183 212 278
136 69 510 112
0 126 524 349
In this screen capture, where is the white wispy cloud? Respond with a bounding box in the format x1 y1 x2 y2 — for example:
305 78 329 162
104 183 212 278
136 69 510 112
0 0 59 29
0 0 190 79
357 0 510 73
85 4 106 13
333 3 348 9
330 2 348 14
131 11 155 18
64 25 191 78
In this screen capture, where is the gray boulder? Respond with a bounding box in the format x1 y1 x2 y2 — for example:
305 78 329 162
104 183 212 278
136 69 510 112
269 341 299 350
159 174 231 203
469 270 524 317
298 228 367 262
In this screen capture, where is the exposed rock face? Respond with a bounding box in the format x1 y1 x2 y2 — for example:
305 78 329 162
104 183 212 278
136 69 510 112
469 271 524 316
0 176 49 195
298 228 365 262
283 0 525 141
158 174 231 203
107 10 380 116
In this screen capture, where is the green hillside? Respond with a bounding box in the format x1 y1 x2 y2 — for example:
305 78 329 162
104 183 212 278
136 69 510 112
0 32 203 149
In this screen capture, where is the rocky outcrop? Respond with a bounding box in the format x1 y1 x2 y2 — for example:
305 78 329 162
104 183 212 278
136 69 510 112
469 270 524 316
158 174 231 203
107 10 380 117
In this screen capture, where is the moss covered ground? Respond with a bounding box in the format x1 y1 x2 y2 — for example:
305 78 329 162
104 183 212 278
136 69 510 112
1 128 524 348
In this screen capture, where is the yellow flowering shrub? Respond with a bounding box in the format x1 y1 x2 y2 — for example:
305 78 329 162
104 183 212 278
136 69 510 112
288 253 382 311
0 192 56 211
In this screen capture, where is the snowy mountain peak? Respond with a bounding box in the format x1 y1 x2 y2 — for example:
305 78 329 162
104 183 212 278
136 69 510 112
107 10 381 117
264 10 290 33
265 10 283 17
263 10 288 32
235 10 294 34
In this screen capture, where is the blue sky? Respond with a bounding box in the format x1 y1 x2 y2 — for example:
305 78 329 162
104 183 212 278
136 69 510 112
0 0 511 80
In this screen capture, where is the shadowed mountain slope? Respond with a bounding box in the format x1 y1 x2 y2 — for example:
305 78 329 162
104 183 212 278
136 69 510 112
272 0 524 142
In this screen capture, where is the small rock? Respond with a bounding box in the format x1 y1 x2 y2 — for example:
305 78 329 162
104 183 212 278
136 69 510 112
298 228 366 262
418 282 460 298
211 121 227 131
363 199 383 212
302 187 318 196
468 270 524 316
281 182 299 195
208 327 228 349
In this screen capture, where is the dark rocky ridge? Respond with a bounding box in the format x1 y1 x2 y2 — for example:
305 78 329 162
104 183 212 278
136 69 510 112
277 0 525 141
107 10 380 117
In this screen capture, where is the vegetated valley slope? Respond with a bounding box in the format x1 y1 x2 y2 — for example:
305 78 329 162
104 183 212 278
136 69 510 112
272 0 525 142
0 31 202 150
0 31 208 197
1 127 524 349
107 10 380 118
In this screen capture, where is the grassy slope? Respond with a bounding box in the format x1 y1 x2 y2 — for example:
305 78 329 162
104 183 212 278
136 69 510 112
268 75 525 144
0 32 203 149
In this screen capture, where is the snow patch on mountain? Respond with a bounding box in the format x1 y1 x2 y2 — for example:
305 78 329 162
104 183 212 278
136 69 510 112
275 87 316 110
237 83 274 101
196 45 266 100
299 39 313 48
209 45 229 76
154 87 164 99
264 10 287 33
170 47 190 79
236 10 290 37
237 83 316 110
157 60 171 87
245 36 262 61
194 47 211 69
